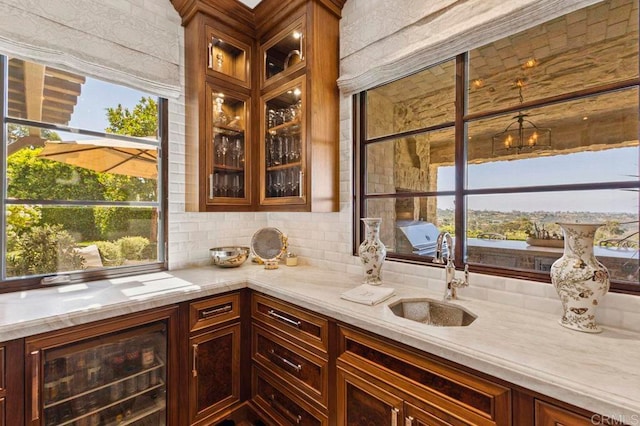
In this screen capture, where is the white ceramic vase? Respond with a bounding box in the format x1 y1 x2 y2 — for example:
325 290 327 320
358 218 387 285
550 223 610 333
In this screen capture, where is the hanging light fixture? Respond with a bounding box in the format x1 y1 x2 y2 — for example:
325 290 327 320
492 78 551 155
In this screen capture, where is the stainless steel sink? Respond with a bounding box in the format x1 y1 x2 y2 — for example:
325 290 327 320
388 298 476 327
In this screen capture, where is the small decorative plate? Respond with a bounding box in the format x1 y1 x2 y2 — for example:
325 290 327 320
250 227 288 263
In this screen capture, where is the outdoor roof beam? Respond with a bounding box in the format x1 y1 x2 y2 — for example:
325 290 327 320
23 61 45 137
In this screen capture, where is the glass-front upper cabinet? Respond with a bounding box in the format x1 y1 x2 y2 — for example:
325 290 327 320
205 26 251 88
262 18 306 87
207 84 251 207
260 77 306 207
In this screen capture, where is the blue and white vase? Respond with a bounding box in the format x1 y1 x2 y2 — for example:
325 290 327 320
358 218 387 285
550 223 610 333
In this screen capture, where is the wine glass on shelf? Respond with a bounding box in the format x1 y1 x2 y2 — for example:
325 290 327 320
267 172 274 197
274 171 284 197
220 173 229 197
212 173 220 197
282 136 290 165
231 138 243 168
288 168 299 197
231 174 241 197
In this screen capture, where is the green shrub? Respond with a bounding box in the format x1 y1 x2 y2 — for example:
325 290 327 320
6 205 42 251
41 207 100 241
117 236 150 261
93 241 124 266
94 207 153 240
6 224 84 276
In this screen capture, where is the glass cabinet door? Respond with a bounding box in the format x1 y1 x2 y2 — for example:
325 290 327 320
41 323 167 426
261 77 306 206
205 26 251 88
207 85 250 207
262 18 305 86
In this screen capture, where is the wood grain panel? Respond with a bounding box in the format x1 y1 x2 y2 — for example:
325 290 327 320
252 293 328 355
338 325 511 426
253 365 328 426
252 323 328 408
190 292 241 333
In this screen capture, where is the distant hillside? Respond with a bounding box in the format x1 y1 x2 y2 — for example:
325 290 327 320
437 209 638 243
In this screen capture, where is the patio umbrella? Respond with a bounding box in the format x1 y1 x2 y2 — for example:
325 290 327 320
38 139 158 179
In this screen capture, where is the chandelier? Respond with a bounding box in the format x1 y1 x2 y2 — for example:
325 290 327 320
492 78 551 155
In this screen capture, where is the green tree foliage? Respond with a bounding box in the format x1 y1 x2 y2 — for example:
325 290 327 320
7 147 106 200
6 205 41 252
5 97 160 272
7 224 85 276
106 97 158 138
7 124 61 144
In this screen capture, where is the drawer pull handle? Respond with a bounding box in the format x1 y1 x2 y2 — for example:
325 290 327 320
201 304 232 318
192 344 198 377
269 348 302 373
391 407 399 426
405 416 414 426
267 309 301 328
269 394 302 424
31 350 40 421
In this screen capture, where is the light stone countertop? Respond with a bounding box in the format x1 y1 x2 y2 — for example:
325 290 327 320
0 264 638 420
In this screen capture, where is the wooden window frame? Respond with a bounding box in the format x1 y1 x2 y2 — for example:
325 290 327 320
354 45 640 295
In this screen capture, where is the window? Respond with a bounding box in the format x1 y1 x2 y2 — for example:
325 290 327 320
1 56 167 291
354 0 640 293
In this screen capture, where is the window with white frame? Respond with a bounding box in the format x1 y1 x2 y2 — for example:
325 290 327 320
1 56 167 291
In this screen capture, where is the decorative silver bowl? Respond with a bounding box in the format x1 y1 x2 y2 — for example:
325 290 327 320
209 246 250 268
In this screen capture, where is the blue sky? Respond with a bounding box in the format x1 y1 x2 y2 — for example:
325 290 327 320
68 77 151 134
438 147 639 213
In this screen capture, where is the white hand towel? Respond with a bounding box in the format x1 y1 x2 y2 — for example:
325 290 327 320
340 284 395 306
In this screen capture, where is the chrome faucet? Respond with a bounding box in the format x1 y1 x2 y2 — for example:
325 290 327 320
433 232 469 300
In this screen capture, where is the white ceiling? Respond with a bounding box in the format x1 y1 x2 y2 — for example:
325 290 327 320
239 0 262 8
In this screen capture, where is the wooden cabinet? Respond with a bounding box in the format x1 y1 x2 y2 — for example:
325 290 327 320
337 367 404 426
175 4 255 212
0 339 24 426
534 400 597 426
337 325 512 426
24 306 179 426
172 0 344 212
184 292 242 425
251 293 330 424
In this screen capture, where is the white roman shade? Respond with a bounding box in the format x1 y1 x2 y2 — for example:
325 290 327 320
338 0 602 95
0 0 182 99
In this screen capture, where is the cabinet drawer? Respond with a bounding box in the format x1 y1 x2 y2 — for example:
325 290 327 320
535 400 593 426
252 294 328 354
338 326 511 426
253 366 328 426
190 293 240 332
252 324 328 408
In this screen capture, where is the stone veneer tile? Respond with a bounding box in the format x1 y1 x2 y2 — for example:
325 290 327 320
523 295 562 316
486 289 526 309
600 291 640 313
621 310 640 333
471 273 507 290
504 278 550 297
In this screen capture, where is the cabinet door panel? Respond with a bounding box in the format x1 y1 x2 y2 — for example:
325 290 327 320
535 400 594 426
259 76 307 208
405 401 469 426
190 323 241 423
253 366 327 426
252 293 328 354
337 367 403 426
205 84 251 208
252 324 328 408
